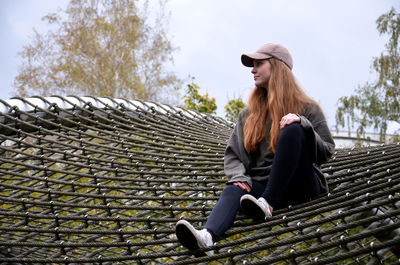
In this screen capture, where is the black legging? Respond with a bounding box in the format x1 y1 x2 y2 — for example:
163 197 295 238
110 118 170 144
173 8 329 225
205 123 321 241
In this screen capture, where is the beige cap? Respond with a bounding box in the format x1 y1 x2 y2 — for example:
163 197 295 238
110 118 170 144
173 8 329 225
241 43 293 70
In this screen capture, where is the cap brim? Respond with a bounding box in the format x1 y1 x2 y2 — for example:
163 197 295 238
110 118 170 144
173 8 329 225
241 53 273 67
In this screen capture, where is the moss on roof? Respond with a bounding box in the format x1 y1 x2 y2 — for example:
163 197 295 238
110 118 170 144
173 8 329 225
0 97 399 264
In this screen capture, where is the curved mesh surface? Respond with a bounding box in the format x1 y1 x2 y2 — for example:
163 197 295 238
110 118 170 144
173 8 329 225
0 96 399 264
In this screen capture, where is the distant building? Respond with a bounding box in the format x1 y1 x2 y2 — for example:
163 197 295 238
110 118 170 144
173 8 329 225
331 129 396 148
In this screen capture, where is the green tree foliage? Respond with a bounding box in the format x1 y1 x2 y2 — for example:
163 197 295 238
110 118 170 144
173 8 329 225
336 7 400 142
224 97 246 122
183 79 217 114
14 0 180 103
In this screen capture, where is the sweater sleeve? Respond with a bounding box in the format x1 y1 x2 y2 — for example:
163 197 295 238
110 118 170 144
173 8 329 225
299 104 335 165
224 110 253 187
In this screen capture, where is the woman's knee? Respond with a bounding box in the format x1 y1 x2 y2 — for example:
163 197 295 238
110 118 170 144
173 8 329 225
279 123 304 140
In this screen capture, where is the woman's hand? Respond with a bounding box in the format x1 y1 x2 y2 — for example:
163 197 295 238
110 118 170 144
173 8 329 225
280 113 300 129
233 182 251 192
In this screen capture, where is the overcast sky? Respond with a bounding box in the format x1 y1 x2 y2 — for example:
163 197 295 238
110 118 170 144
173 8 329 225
0 0 398 131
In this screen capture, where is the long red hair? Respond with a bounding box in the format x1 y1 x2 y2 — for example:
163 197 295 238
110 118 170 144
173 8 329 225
243 58 318 153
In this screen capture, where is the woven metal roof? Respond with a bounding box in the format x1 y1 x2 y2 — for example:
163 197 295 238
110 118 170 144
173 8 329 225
0 96 399 264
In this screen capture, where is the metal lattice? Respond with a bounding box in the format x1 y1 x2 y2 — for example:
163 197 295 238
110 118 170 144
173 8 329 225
0 96 399 264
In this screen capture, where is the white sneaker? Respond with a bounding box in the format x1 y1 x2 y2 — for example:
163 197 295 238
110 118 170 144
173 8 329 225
175 219 214 256
240 194 273 220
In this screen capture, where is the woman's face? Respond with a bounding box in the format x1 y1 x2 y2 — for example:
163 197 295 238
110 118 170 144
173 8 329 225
251 59 272 88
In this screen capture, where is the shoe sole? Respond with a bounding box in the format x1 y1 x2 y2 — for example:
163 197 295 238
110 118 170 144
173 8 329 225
175 221 206 257
240 198 266 220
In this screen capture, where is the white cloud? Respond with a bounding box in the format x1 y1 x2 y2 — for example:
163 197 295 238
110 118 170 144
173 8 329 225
0 0 68 98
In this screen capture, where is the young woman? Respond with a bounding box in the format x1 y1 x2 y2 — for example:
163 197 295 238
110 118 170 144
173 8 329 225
175 43 335 256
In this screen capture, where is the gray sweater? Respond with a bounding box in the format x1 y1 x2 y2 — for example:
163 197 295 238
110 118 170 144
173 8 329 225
224 103 335 193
